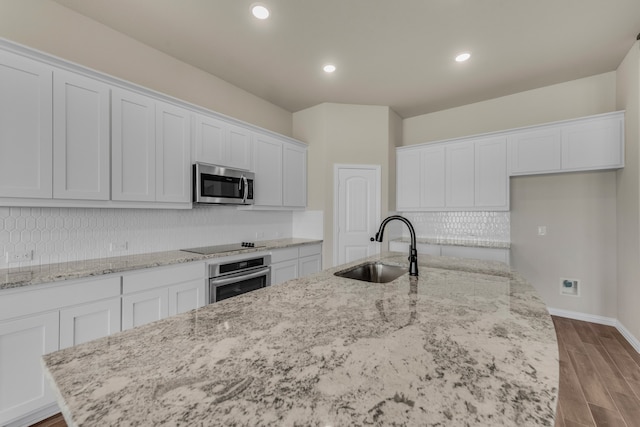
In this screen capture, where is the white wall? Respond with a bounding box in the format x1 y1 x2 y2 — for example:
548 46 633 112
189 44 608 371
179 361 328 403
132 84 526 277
293 103 395 267
510 172 617 318
403 72 616 145
0 0 292 136
615 41 640 343
401 73 619 319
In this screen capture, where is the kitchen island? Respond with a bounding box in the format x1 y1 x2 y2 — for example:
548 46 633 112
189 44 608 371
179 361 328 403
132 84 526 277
43 253 558 426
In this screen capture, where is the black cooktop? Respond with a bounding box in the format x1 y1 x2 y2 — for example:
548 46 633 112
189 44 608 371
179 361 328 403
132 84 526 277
180 242 265 255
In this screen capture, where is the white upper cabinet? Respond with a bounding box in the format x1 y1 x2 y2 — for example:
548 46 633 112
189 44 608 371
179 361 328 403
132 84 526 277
0 50 53 199
397 138 508 211
475 136 508 209
508 111 624 176
194 114 252 170
53 69 110 200
283 142 307 207
396 148 422 210
561 114 623 171
112 88 156 202
508 127 562 175
445 141 475 208
112 89 191 203
156 101 191 203
421 145 446 208
252 132 307 209
253 132 283 206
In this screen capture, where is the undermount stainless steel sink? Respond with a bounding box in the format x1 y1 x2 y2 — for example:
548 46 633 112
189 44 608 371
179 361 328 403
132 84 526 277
334 262 407 283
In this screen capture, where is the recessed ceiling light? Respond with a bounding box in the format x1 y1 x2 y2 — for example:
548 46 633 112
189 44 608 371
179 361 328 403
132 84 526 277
455 52 471 62
323 64 336 73
251 4 270 19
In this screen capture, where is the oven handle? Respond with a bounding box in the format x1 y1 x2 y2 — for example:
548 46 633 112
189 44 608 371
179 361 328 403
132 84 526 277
209 266 270 287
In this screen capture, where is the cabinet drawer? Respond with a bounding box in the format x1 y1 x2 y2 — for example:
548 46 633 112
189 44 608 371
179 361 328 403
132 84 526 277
0 275 121 321
299 244 321 258
270 247 299 263
122 262 205 294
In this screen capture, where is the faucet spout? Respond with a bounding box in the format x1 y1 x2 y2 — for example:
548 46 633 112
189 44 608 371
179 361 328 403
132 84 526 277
370 215 419 276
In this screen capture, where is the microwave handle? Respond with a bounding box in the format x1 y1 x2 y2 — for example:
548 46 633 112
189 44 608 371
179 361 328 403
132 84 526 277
242 175 249 203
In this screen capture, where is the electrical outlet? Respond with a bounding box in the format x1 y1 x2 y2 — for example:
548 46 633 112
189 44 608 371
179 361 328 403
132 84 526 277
109 242 128 252
537 226 547 236
6 250 33 263
560 278 580 297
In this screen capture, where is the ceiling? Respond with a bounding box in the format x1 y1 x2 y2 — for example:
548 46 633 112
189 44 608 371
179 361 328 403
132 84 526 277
52 0 640 118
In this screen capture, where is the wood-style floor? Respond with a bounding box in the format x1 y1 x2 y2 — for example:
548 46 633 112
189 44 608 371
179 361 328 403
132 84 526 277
31 317 640 427
553 316 640 427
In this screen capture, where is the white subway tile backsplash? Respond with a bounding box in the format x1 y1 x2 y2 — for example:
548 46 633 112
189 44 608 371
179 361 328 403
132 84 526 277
401 211 510 242
0 206 292 269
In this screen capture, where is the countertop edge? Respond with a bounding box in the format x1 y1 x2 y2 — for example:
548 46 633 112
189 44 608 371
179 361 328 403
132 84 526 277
0 238 323 290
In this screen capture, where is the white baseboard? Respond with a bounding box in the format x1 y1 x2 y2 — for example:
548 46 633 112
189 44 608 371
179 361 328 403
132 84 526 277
616 320 640 354
547 307 640 353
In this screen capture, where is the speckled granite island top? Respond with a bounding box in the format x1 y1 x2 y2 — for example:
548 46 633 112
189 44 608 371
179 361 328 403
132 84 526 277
43 253 558 426
0 238 320 290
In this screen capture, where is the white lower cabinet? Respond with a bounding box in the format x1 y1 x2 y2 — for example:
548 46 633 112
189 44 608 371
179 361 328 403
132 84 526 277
271 244 322 285
122 289 168 331
59 298 121 349
0 312 59 426
0 274 121 426
122 262 205 330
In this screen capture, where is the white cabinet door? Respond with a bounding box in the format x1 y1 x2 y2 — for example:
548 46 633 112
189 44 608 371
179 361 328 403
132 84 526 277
283 142 306 207
253 133 283 206
59 298 121 349
226 123 252 170
562 115 623 171
421 145 446 208
0 50 53 199
299 255 321 278
168 280 205 316
396 148 422 210
474 137 508 209
0 312 59 425
445 141 474 208
271 259 298 286
194 116 252 170
508 127 562 175
156 102 191 203
194 114 225 166
122 288 168 330
53 70 110 200
112 88 156 201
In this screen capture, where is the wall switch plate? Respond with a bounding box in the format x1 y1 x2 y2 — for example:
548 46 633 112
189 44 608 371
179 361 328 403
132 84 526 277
109 242 128 252
537 226 547 236
6 250 33 263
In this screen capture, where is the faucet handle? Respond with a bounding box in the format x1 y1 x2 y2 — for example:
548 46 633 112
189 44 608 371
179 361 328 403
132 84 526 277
370 237 375 242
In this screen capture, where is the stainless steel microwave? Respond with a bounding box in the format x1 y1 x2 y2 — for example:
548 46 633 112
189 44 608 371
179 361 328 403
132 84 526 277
193 162 255 205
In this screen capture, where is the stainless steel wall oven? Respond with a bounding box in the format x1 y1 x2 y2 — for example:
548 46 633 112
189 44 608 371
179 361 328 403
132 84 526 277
208 254 271 303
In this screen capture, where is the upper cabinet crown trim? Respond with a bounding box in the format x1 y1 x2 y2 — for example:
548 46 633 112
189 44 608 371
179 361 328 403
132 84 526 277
397 110 625 152
0 38 305 148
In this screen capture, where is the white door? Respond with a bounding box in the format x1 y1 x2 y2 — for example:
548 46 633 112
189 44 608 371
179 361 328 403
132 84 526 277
335 165 381 266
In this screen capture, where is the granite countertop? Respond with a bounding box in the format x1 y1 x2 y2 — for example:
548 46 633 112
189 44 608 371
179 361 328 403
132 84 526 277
393 236 511 249
0 238 321 290
43 253 558 426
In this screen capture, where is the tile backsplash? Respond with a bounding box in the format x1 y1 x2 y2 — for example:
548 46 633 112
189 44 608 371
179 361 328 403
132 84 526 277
0 206 293 269
400 211 510 242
